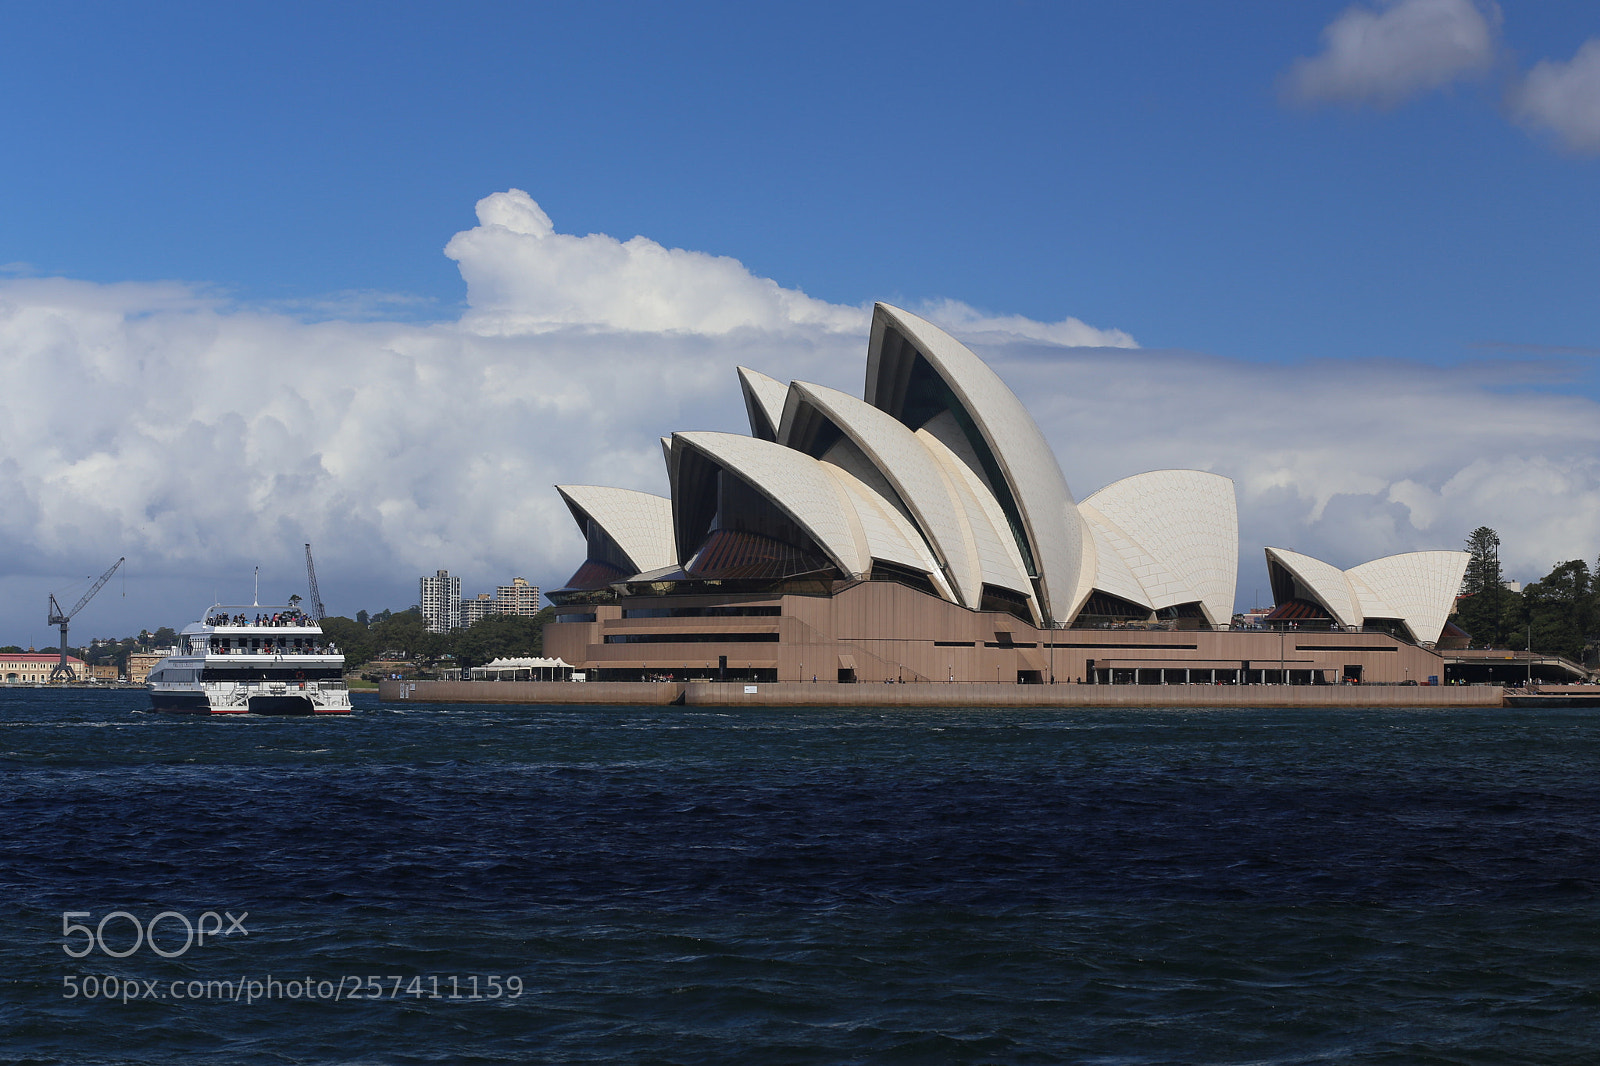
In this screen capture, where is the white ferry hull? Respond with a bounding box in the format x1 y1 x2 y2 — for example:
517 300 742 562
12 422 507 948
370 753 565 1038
147 602 352 716
149 685 350 715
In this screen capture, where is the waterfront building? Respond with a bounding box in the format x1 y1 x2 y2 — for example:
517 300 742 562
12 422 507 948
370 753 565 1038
125 650 171 685
1 651 88 684
547 303 1469 686
420 570 461 634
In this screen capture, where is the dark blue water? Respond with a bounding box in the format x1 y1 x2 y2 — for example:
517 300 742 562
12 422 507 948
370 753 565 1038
3 688 1598 1064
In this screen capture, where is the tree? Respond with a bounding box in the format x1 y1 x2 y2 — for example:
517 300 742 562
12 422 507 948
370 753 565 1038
1461 527 1503 596
1517 559 1593 662
1454 526 1513 647
445 609 554 670
320 616 376 669
356 609 370 627
369 608 434 661
1592 555 1600 666
151 627 179 648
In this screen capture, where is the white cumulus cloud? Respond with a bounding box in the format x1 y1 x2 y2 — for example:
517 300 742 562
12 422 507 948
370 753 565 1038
916 298 1137 349
1285 0 1501 108
1510 38 1600 154
444 189 866 336
0 192 1135 640
1 190 1594 643
985 345 1600 588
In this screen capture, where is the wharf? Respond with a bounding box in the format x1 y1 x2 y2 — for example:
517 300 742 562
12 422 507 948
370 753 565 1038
1504 685 1600 708
379 679 1505 708
1 682 137 691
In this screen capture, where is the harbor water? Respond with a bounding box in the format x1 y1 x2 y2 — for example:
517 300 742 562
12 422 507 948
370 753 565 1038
3 688 1598 1064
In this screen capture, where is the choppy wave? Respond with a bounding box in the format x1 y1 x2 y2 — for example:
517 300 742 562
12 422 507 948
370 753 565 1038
2 688 1597 1063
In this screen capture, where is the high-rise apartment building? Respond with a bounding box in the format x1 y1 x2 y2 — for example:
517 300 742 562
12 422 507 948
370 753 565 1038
459 592 496 628
420 570 461 633
421 572 540 632
494 577 542 617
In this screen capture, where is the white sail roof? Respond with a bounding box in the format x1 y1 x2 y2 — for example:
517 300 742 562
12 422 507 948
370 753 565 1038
1265 546 1359 627
736 366 789 443
1347 551 1469 646
1074 510 1158 613
553 294 1469 649
780 380 984 608
915 426 1038 612
864 303 1084 624
554 485 677 574
1079 470 1237 626
671 431 870 577
824 465 953 600
1265 546 1467 644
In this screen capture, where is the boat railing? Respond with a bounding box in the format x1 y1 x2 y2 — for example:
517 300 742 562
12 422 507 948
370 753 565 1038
204 609 319 629
205 644 340 656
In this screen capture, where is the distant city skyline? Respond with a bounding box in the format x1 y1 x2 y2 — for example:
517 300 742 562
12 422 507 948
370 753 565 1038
1 2 1596 644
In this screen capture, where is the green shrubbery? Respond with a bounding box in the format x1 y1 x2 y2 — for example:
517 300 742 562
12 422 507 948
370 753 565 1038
322 606 556 675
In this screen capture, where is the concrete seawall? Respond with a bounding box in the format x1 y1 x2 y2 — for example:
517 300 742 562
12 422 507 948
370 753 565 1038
379 679 684 705
380 679 1505 708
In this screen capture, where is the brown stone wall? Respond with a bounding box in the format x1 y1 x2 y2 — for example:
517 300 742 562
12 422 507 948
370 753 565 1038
683 681 1502 708
546 581 1452 687
378 679 683 704
379 678 1504 708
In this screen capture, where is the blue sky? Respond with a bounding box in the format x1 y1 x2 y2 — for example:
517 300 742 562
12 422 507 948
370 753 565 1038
1 1 1597 642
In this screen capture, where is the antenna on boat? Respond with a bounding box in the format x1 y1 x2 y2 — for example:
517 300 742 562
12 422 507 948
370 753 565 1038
253 566 260 607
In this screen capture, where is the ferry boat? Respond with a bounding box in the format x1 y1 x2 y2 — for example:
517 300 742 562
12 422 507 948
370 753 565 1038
147 601 351 715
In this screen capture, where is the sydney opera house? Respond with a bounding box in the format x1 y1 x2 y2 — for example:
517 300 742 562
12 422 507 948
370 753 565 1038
546 304 1467 686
